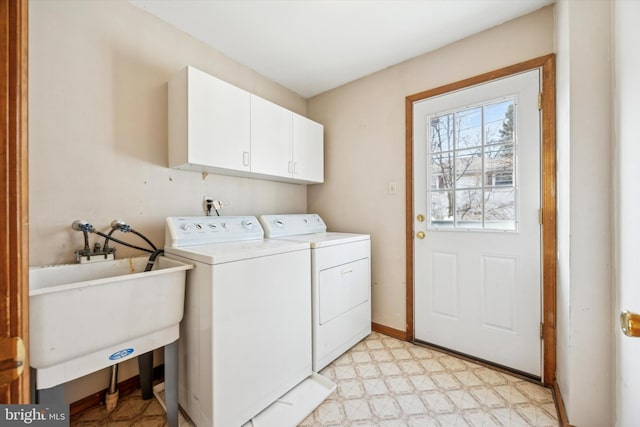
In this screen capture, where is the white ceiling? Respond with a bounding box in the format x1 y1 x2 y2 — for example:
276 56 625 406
129 0 554 98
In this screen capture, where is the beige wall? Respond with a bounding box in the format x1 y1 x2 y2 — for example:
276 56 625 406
555 0 613 425
29 0 308 267
29 0 309 402
307 6 555 331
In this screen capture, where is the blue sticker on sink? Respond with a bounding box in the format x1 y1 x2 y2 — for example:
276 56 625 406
109 348 134 360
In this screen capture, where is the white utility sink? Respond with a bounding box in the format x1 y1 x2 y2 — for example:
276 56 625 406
29 256 193 390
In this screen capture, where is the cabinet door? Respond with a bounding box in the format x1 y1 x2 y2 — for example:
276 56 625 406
293 113 324 183
250 95 292 178
188 67 250 171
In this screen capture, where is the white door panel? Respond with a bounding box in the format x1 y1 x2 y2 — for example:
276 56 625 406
414 70 541 376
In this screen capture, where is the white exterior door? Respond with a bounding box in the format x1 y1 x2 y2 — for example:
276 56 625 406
413 70 542 377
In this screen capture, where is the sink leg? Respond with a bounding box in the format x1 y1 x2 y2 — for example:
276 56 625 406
30 368 37 403
36 383 65 405
165 340 179 427
138 351 154 400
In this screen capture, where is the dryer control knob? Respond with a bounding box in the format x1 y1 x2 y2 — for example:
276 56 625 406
275 219 284 227
242 220 254 229
181 223 193 231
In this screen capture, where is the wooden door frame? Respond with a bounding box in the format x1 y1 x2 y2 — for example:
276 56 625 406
1 0 30 403
405 54 556 385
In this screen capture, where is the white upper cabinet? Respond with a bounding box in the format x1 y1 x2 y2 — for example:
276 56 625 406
169 66 251 174
250 95 293 178
250 96 324 183
293 112 324 183
168 66 324 184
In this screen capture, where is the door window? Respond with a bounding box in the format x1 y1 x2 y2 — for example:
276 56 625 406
428 98 517 231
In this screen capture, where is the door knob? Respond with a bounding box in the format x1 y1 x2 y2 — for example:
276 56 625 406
416 231 426 239
416 214 425 222
0 337 25 385
621 310 640 337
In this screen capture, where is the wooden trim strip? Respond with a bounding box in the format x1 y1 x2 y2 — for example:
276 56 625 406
404 95 415 340
552 380 574 427
404 54 557 385
540 54 557 386
0 0 29 404
372 322 409 341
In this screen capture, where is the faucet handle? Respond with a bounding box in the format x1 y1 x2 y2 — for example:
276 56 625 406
110 220 131 232
72 220 94 233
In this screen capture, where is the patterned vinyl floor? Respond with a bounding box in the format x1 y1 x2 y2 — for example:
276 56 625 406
71 332 558 426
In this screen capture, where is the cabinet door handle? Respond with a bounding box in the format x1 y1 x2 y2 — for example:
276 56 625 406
242 152 250 167
341 268 353 276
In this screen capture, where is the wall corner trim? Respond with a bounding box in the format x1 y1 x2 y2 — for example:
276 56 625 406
371 323 409 341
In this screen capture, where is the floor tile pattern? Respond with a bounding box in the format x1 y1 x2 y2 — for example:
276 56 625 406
71 387 168 427
301 332 558 426
71 332 558 426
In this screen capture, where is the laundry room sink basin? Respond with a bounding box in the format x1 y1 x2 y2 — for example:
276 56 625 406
29 256 193 389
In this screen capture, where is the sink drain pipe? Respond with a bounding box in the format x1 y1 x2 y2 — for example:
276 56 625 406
138 248 165 400
105 364 119 412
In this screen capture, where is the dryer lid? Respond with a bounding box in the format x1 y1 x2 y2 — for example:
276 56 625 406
275 232 370 248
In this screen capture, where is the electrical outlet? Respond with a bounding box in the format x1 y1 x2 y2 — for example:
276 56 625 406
203 196 231 214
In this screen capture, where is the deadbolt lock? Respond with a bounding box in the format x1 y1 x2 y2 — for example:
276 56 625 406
416 214 425 222
416 231 426 239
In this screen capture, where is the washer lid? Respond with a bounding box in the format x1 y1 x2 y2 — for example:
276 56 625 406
164 238 309 265
274 232 370 248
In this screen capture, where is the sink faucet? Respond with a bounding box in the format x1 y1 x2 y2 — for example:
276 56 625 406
71 220 115 263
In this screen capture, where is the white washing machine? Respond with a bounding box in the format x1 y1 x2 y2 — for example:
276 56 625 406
164 216 334 427
260 214 371 371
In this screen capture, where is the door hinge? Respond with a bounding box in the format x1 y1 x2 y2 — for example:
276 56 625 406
538 92 542 110
539 208 543 225
540 323 544 339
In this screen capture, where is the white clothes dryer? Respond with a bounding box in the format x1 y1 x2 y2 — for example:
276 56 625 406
164 216 333 427
260 214 371 371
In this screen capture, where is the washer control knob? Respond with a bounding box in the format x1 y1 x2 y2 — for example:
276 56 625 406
181 223 193 231
275 219 285 228
195 223 203 230
208 223 218 230
242 220 254 229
